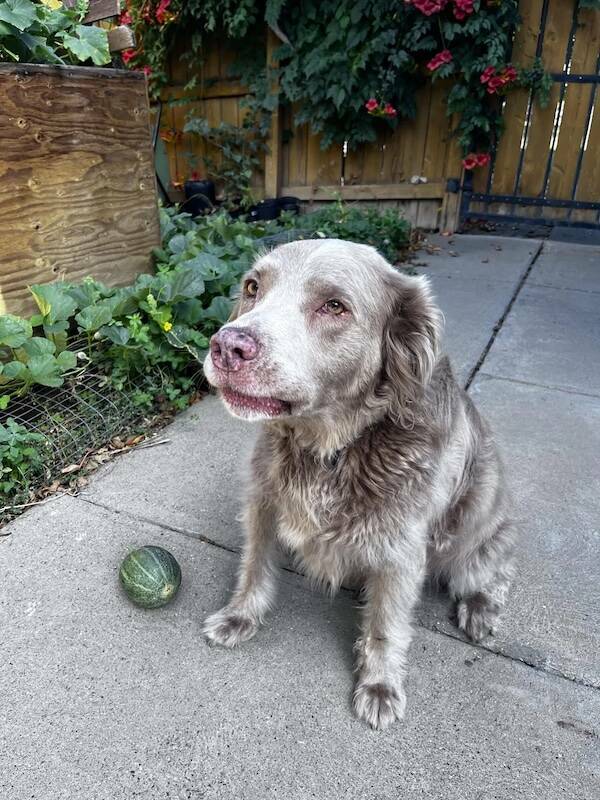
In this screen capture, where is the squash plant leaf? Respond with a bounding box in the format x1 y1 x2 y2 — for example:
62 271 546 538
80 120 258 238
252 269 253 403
202 296 233 324
75 304 114 333
0 315 32 348
25 355 63 388
56 349 77 370
19 336 56 358
98 324 131 346
58 24 110 66
30 284 78 323
162 268 206 303
0 0 37 31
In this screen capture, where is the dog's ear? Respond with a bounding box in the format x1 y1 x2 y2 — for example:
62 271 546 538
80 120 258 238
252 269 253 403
379 273 442 412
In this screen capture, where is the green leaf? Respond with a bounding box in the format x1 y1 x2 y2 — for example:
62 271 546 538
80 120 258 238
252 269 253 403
179 253 229 279
30 283 77 323
19 31 65 64
68 281 101 310
2 360 27 380
0 315 32 347
58 24 110 66
98 324 131 346
56 349 76 370
168 234 187 255
26 355 64 388
162 269 206 302
104 287 138 318
42 320 68 353
75 304 113 333
0 395 10 410
19 336 56 358
173 298 205 325
203 296 233 324
0 0 37 31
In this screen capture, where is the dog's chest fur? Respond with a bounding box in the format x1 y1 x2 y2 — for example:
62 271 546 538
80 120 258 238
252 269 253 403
261 423 436 587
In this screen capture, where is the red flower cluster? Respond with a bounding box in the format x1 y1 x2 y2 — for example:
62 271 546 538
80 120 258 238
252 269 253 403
119 9 133 25
462 152 491 170
121 48 137 64
365 98 397 117
156 0 173 25
426 49 453 72
480 64 518 94
453 0 474 20
405 0 448 14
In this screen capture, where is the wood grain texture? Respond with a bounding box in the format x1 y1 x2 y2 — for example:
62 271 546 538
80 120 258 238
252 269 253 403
107 25 135 53
0 64 159 316
64 0 119 23
282 183 445 201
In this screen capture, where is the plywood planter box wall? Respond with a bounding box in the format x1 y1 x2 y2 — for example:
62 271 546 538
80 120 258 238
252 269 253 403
0 64 160 316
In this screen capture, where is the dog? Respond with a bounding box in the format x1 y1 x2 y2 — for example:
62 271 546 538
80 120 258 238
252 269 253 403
203 238 515 730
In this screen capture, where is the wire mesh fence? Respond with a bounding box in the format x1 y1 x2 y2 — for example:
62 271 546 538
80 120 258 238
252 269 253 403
3 370 144 471
0 364 190 525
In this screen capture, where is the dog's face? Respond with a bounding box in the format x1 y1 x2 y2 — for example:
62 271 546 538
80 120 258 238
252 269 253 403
204 238 440 421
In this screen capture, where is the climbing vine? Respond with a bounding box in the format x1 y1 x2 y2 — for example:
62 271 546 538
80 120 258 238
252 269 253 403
121 0 559 168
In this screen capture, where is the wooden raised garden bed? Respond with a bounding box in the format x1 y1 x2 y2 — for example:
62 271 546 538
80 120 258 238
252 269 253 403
0 63 160 317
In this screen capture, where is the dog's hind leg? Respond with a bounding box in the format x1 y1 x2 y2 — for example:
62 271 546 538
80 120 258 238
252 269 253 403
445 516 517 642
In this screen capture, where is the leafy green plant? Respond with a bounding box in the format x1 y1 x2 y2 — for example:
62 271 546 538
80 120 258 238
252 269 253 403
183 115 268 208
0 418 47 504
0 202 410 411
0 0 110 65
0 313 77 395
286 198 411 264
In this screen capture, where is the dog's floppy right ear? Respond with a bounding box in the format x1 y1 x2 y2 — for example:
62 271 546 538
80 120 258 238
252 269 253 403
378 272 442 414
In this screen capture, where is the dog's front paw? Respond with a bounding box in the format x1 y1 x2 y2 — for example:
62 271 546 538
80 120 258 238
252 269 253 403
203 607 259 648
353 681 406 730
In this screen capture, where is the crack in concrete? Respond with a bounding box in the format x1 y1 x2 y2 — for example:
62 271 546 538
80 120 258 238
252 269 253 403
475 372 600 401
526 281 600 297
80 493 600 694
464 240 545 391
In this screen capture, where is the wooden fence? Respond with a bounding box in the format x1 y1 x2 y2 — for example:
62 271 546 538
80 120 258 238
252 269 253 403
159 0 600 232
159 31 463 231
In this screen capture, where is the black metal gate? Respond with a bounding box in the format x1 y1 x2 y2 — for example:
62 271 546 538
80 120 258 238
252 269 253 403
460 0 600 232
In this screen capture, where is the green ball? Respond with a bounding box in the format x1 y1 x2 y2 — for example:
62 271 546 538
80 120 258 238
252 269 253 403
119 545 182 608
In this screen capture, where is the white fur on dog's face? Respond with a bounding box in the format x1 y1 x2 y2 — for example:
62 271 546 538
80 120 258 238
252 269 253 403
204 239 407 421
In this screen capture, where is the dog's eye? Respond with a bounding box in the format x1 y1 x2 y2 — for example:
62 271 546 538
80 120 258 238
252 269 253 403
244 279 259 298
321 299 346 315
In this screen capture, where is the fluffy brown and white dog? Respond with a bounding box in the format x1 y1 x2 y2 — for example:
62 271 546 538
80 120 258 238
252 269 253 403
203 238 515 730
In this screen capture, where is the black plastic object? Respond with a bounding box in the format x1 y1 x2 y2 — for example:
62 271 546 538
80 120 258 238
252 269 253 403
183 179 216 217
245 196 301 222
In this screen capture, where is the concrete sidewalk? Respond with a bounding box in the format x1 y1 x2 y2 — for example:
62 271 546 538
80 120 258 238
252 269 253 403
1 236 599 800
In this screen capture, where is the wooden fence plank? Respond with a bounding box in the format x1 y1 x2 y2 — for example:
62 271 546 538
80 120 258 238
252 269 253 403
490 0 545 198
517 1 575 200
545 7 600 208
281 183 445 201
63 0 119 23
570 81 600 222
107 25 135 53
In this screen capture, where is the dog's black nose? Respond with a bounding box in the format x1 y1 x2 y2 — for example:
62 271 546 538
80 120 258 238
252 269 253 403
210 327 259 371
